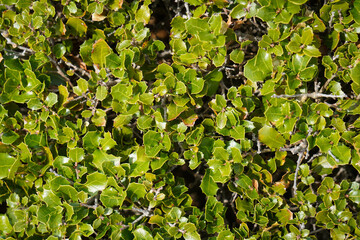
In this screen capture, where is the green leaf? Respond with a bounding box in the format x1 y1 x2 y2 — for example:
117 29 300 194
111 83 132 102
45 92 58 107
83 131 102 150
41 189 62 207
301 27 313 45
96 85 108 101
127 183 146 202
53 44 66 58
184 231 201 240
135 5 151 24
100 132 117 151
185 18 210 35
2 130 19 144
230 125 245 140
289 0 307 4
167 103 188 121
24 133 44 148
67 17 87 36
230 49 245 64
133 227 154 240
330 145 351 165
69 148 85 163
143 130 163 157
139 93 154 105
27 98 43 110
191 78 205 94
106 53 122 69
91 39 112 68
80 40 94 65
0 153 20 180
244 49 273 82
258 126 286 149
58 185 78 202
85 172 107 193
230 3 248 19
179 53 198 65
303 45 321 57
276 209 293 225
100 187 125 208
216 111 227 129
349 189 360 204
137 115 154 130
217 230 234 240
351 0 360 24
4 69 20 93
0 215 12 235
351 63 360 95
200 169 218 196
79 223 94 237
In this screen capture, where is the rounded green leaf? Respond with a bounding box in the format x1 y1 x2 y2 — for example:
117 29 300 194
200 169 218 196
100 187 125 208
67 17 87 36
96 85 108 101
230 49 244 64
85 172 107 193
244 49 273 82
258 126 286 149
91 39 112 68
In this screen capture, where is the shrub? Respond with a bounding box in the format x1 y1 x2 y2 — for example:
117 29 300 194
0 0 360 239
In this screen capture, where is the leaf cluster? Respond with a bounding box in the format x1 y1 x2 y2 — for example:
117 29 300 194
0 0 360 239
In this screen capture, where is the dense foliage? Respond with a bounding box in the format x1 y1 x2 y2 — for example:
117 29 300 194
1 0 360 239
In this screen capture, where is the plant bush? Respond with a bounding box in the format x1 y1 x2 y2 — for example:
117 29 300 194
0 0 360 239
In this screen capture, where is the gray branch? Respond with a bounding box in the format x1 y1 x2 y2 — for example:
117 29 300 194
272 92 347 99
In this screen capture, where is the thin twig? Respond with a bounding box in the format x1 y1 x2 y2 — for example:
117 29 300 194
272 92 347 99
328 150 340 163
47 56 74 87
310 227 327 235
293 151 305 197
184 2 191 19
62 60 91 79
1 31 35 54
319 74 336 93
80 203 97 210
49 167 74 185
307 152 323 163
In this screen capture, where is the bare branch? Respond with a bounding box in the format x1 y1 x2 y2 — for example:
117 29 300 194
319 74 337 93
47 56 74 88
48 167 74 185
184 2 191 19
292 151 305 197
62 59 91 79
328 149 340 163
272 92 347 99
